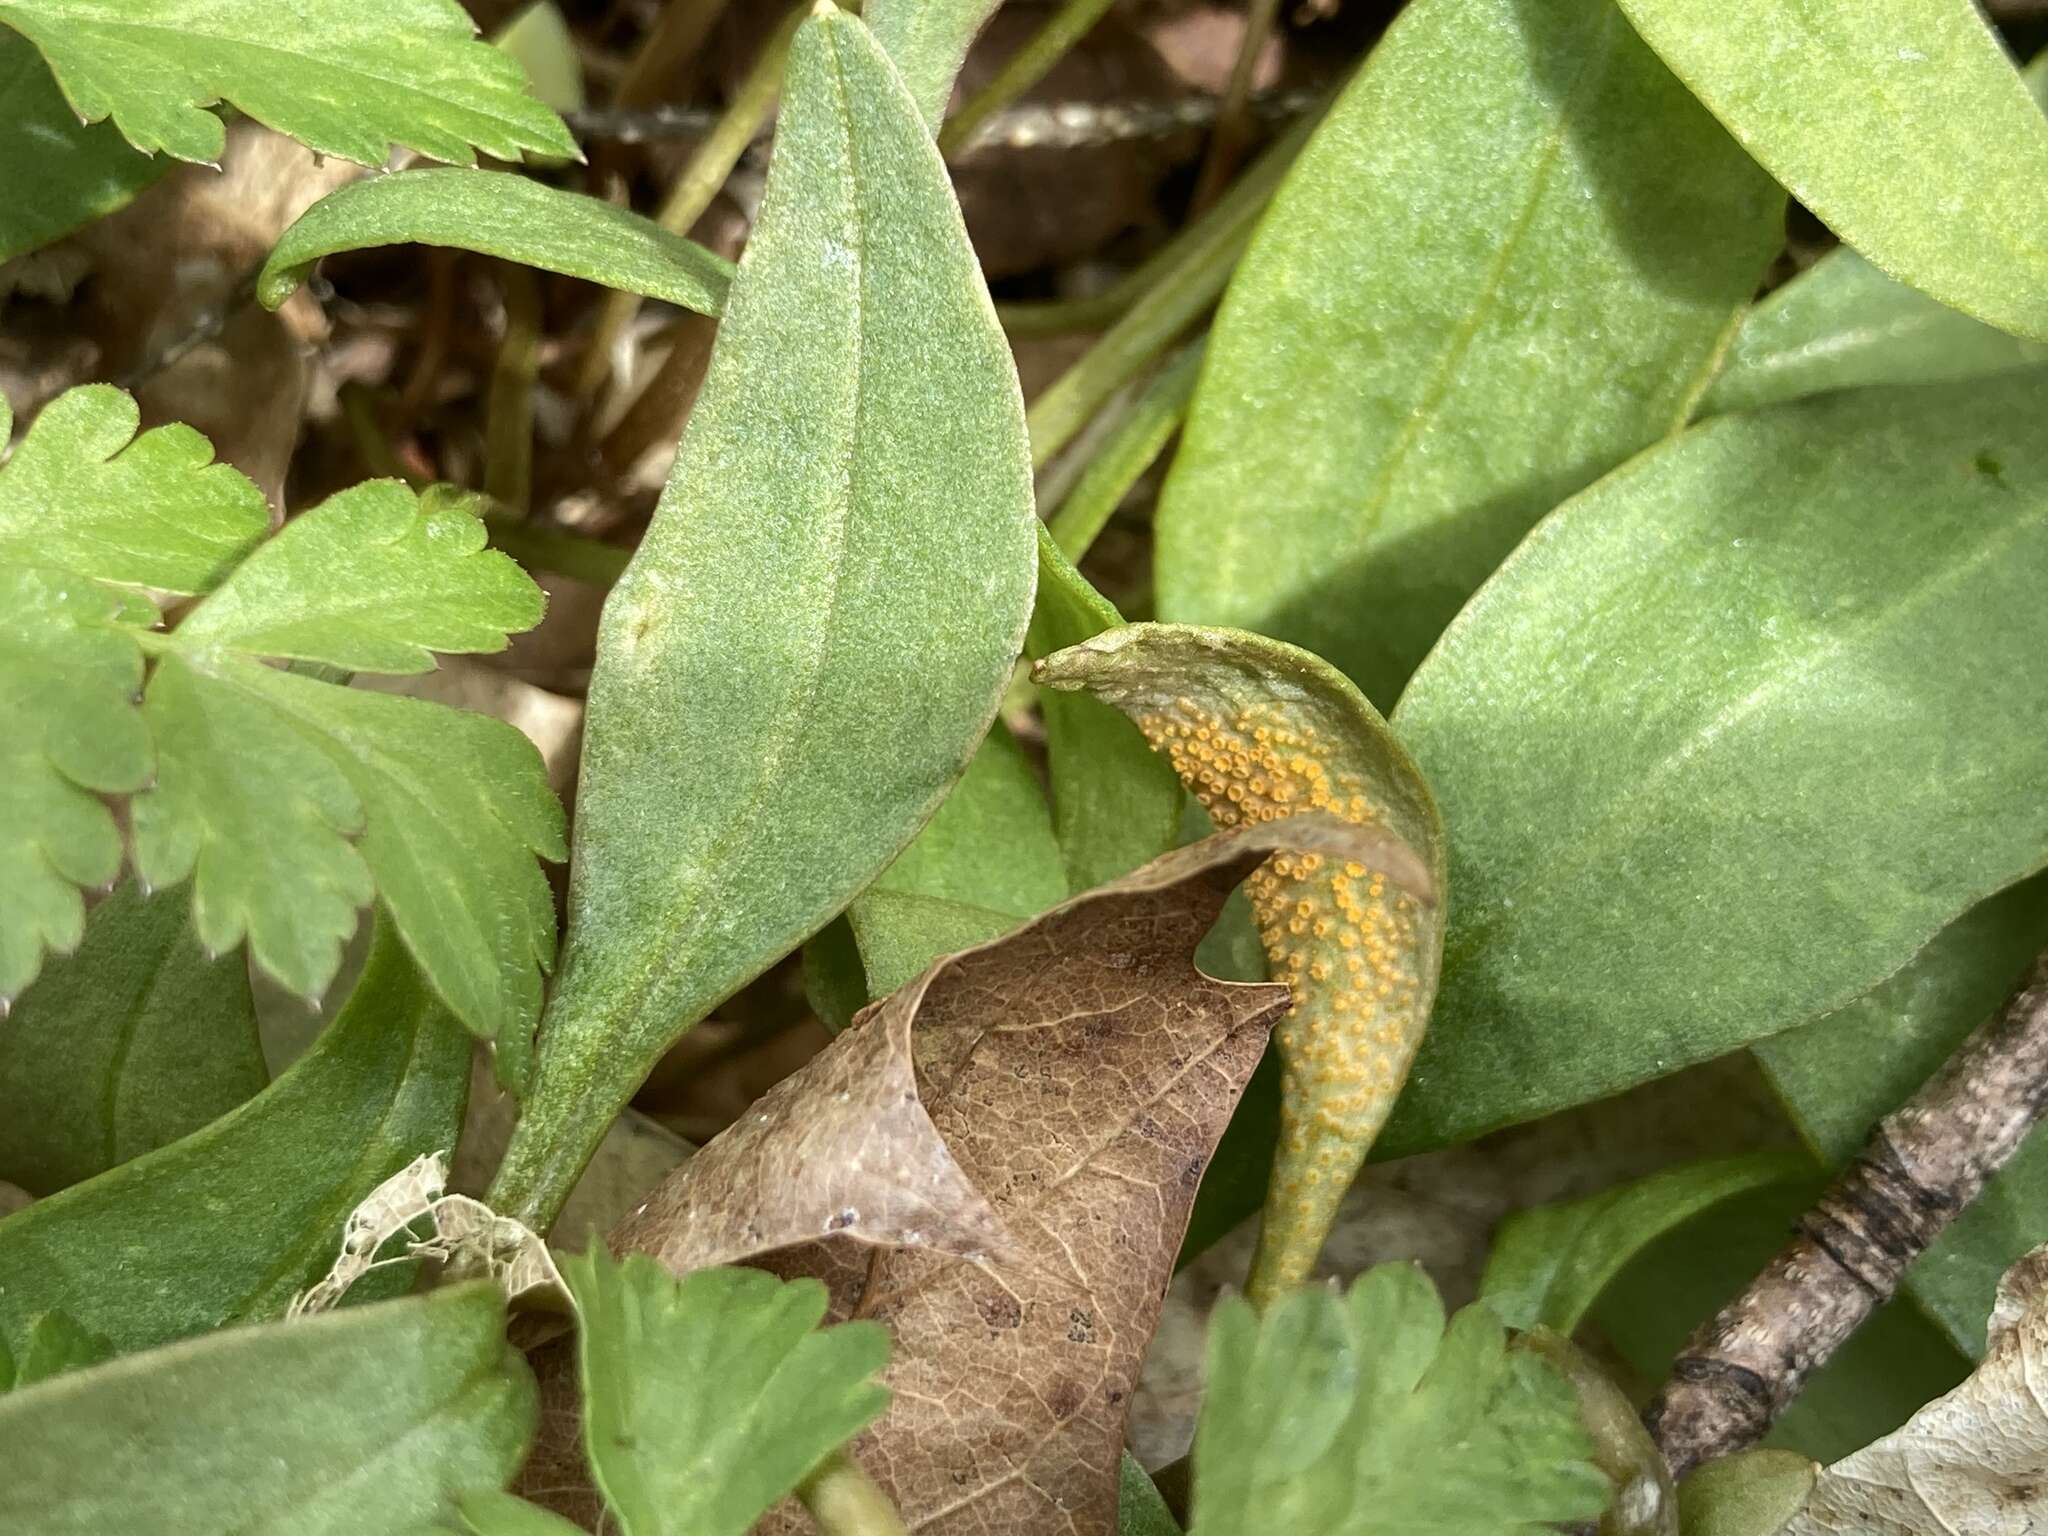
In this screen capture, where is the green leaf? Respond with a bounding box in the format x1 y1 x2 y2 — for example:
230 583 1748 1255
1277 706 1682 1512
177 482 542 672
447 1490 592 1536
1677 1450 1815 1536
1189 1264 1608 1534
1591 1183 1969 1464
0 0 577 167
562 1252 891 1536
260 169 732 315
1121 1453 1183 1536
1611 0 2048 343
1045 339 1202 563
1755 874 2048 1356
1154 0 1779 707
847 721 1067 999
0 914 470 1356
1479 1151 1806 1334
0 29 163 261
11 1310 112 1388
0 566 154 1000
492 2 583 117
1385 372 2048 1154
126 481 562 1053
1038 623 1443 1303
1027 533 1185 893
1699 55 2048 415
494 8 1035 1227
0 385 269 593
866 0 1002 131
0 1284 535 1535
0 879 266 1195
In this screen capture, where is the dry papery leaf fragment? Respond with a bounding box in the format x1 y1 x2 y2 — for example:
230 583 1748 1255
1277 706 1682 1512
530 814 1429 1535
1783 1241 2048 1536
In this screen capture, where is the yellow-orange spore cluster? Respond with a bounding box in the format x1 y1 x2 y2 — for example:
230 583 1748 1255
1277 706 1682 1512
1136 699 1425 1218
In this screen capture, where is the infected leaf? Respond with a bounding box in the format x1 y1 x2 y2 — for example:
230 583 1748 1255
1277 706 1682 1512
564 817 1410 1534
1037 624 1442 1304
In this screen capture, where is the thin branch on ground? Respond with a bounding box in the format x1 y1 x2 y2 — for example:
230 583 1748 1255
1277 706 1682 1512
1645 946 2048 1479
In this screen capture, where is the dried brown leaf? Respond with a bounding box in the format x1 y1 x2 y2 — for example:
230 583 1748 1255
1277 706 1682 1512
1785 1242 2048 1536
531 814 1421 1534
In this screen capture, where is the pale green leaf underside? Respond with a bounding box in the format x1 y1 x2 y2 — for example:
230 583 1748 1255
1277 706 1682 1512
1757 874 2048 1356
1191 1264 1606 1534
0 1285 535 1536
513 11 1035 1189
0 878 266 1196
260 169 732 315
0 0 577 166
0 386 268 594
564 1253 890 1536
1479 1151 1806 1335
0 915 469 1355
0 28 163 261
1156 0 1780 707
1386 371 2048 1154
1613 0 2048 343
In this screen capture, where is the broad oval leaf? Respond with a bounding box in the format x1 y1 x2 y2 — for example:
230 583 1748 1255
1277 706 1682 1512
0 878 266 1194
1612 0 2048 343
260 169 733 315
1386 371 2048 1152
0 1283 535 1536
0 29 163 261
0 915 469 1356
1678 1451 1818 1536
1755 874 2048 1356
1699 51 2048 415
1154 0 1780 707
1038 623 1442 1301
0 0 577 167
495 8 1035 1225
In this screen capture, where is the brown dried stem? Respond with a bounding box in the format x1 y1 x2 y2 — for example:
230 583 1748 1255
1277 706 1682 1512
1645 946 2048 1479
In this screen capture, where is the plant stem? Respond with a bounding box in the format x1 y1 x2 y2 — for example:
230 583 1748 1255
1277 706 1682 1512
484 514 632 589
596 310 720 483
935 0 1117 157
995 93 1311 340
1045 336 1204 560
575 4 804 402
1645 945 2048 1478
798 1453 910 1536
1024 108 1316 471
484 262 543 516
613 0 734 109
1188 0 1282 212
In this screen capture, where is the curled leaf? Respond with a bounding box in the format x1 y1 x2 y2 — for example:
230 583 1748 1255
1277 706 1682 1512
588 816 1409 1533
1784 1243 2048 1535
1037 623 1443 1304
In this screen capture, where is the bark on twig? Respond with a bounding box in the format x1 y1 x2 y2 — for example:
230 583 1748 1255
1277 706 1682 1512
1645 947 2048 1479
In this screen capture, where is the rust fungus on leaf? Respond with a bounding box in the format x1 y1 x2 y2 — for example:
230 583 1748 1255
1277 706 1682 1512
1038 622 1445 1305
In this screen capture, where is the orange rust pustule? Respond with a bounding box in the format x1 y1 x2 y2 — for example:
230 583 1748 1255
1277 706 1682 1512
1136 698 1427 1294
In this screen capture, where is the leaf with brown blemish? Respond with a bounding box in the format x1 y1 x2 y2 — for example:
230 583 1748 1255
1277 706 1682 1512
1037 623 1446 1305
529 815 1422 1535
